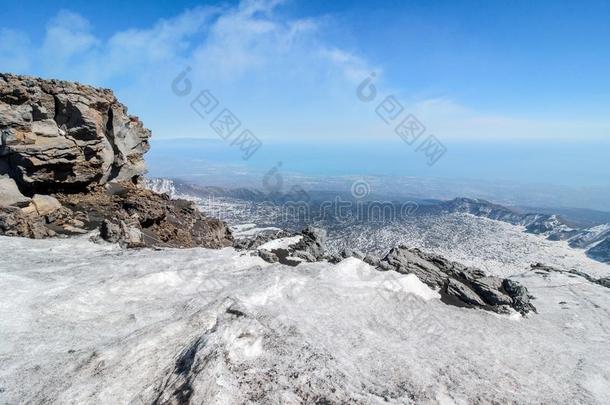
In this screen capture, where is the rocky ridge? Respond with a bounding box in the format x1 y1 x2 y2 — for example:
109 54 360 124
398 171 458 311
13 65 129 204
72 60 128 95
234 226 537 315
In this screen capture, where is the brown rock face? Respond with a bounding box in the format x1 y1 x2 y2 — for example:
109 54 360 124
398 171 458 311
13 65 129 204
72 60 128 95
57 182 234 249
0 73 150 194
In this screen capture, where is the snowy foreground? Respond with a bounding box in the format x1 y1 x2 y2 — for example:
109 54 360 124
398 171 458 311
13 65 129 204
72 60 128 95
1 233 609 404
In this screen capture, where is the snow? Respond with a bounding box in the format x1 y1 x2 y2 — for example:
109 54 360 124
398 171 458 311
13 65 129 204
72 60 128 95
326 213 610 279
230 224 284 237
257 235 303 251
321 257 440 301
1 233 609 403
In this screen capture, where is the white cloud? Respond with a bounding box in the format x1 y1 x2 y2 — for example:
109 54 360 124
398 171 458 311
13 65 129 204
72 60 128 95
86 6 219 84
0 28 32 72
189 0 323 81
2 0 605 141
12 0 359 87
411 97 610 139
318 47 378 84
40 10 99 74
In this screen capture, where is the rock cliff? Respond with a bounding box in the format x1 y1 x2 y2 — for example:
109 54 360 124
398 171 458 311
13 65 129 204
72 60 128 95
0 74 232 248
0 73 149 194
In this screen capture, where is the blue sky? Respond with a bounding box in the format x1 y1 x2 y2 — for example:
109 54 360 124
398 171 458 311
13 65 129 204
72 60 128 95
1 0 609 190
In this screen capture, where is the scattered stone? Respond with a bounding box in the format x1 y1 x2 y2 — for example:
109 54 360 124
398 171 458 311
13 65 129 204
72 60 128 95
60 182 233 249
99 218 143 248
340 248 365 260
62 224 88 235
363 255 380 267
326 254 343 264
502 279 536 314
100 219 122 244
289 226 327 262
120 220 145 248
30 195 62 216
0 206 54 239
258 249 279 263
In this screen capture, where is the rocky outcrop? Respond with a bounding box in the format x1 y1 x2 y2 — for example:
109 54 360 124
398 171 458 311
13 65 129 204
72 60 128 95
378 245 536 314
244 226 328 265
0 74 232 249
328 247 366 264
240 225 535 315
290 226 327 262
62 183 233 249
0 73 150 194
1 180 233 248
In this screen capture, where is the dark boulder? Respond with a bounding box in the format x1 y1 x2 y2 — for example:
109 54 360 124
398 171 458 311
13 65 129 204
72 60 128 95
378 245 536 315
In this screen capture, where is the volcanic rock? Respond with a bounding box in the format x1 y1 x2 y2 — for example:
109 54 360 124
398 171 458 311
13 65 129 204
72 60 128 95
379 245 536 314
0 74 232 249
0 73 150 194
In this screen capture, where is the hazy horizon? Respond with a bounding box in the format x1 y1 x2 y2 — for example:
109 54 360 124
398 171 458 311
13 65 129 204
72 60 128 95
144 137 610 211
2 0 608 209
0 0 610 199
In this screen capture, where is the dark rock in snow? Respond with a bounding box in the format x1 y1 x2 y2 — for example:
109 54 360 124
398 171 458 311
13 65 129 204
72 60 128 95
258 249 279 263
340 247 366 260
502 279 536 315
363 254 381 267
290 226 327 262
471 277 513 306
446 279 486 306
378 245 536 314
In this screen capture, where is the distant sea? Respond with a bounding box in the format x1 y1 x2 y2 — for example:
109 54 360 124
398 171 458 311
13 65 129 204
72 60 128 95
147 138 610 211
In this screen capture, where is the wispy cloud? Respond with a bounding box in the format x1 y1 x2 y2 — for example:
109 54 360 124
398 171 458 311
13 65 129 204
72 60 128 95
0 28 31 72
412 97 610 139
1 0 605 141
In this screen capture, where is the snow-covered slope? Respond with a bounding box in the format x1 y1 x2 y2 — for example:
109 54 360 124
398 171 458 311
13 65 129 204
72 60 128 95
1 234 609 404
325 213 610 279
